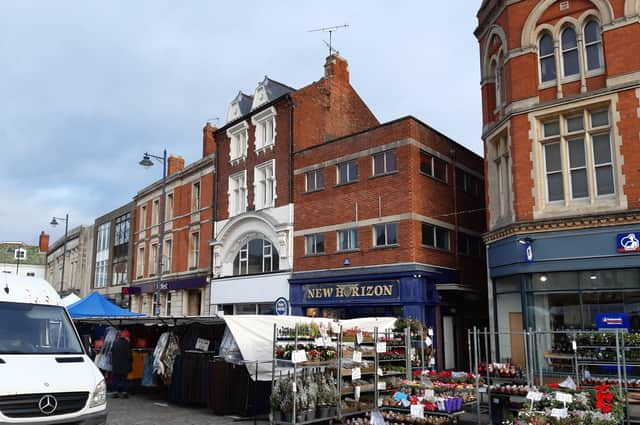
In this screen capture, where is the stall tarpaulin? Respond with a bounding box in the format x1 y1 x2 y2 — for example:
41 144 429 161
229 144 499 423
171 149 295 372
222 315 396 381
67 291 145 318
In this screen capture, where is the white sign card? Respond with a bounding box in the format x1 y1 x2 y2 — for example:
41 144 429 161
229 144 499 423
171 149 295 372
424 389 435 400
314 337 325 347
376 342 387 353
424 336 433 347
292 350 307 364
195 338 210 351
526 391 543 402
353 351 363 363
378 382 387 390
555 392 573 405
378 368 384 376
356 331 363 344
410 404 425 418
551 408 568 419
351 367 362 381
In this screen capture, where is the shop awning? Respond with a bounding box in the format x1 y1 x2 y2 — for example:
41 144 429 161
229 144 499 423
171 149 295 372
67 291 146 318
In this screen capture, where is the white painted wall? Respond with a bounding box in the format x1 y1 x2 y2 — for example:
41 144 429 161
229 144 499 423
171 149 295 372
0 262 45 279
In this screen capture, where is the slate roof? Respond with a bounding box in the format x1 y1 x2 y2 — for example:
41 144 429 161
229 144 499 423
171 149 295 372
231 91 254 117
0 243 45 266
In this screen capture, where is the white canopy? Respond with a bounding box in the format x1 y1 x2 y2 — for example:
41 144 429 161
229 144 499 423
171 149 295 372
61 293 81 307
222 315 397 381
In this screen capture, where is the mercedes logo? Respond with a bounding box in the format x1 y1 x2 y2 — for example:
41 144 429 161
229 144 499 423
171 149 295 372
38 395 57 415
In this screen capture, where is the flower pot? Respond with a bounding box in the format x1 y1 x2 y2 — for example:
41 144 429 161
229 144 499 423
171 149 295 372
319 407 330 418
328 406 337 417
273 410 282 423
296 412 306 424
283 411 293 423
306 409 316 421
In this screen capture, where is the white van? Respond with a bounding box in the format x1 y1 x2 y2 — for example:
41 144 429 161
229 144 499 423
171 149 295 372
0 275 107 424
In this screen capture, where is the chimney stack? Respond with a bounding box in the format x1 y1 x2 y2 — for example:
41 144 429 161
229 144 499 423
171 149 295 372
39 231 49 253
167 155 185 176
324 54 350 83
202 122 217 157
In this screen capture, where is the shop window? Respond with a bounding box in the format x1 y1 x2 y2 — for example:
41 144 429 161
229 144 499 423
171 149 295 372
420 152 448 182
305 234 325 255
235 303 258 315
539 109 614 206
337 160 358 185
233 239 279 275
421 223 450 251
305 169 324 192
337 228 359 251
372 150 397 176
373 223 398 247
258 303 275 315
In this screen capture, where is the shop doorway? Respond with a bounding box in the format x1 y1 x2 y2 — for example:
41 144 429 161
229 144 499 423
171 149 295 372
443 316 455 370
188 290 202 316
509 312 525 367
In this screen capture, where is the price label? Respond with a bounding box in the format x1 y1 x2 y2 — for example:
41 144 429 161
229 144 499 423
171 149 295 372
555 392 573 404
315 337 325 347
354 386 361 400
292 381 297 393
378 368 384 376
291 349 307 364
356 331 363 344
378 382 387 390
479 386 487 393
424 336 433 347
526 391 543 402
352 367 362 381
551 408 568 419
353 351 363 363
572 340 577 351
195 338 210 352
376 342 387 353
410 404 424 418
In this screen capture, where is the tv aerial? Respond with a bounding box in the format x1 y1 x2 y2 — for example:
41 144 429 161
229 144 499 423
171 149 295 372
309 24 349 56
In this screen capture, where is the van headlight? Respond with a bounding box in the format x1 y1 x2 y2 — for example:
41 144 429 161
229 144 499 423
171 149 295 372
90 379 107 407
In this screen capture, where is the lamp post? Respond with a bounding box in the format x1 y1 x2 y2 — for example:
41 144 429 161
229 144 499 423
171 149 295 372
50 214 69 294
139 150 167 316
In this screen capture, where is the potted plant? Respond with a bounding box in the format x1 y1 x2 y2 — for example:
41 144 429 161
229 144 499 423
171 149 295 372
270 380 282 422
296 383 308 424
306 375 318 421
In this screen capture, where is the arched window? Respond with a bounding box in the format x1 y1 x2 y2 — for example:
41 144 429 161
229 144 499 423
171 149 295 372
583 20 603 71
494 56 504 108
233 239 279 275
539 33 556 83
561 27 579 77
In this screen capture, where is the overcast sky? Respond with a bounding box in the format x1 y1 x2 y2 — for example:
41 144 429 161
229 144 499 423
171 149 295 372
0 1 482 245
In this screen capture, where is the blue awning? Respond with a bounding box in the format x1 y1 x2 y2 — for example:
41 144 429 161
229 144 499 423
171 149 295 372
67 291 145 318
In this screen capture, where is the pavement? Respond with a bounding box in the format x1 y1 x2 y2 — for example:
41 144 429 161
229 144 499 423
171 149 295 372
106 393 268 425
105 393 487 425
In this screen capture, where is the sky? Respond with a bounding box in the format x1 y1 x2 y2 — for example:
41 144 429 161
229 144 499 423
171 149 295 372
0 1 482 246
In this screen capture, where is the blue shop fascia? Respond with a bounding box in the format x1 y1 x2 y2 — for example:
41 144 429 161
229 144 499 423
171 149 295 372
486 213 640 363
289 264 458 331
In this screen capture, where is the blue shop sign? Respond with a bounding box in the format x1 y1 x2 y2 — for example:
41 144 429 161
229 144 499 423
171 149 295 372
302 280 400 304
596 313 630 330
617 232 640 253
274 297 289 316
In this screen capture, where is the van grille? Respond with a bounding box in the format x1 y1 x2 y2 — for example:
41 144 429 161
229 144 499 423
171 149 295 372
0 392 89 418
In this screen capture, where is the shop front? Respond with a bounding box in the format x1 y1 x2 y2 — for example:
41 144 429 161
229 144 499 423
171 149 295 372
487 224 640 366
126 273 209 316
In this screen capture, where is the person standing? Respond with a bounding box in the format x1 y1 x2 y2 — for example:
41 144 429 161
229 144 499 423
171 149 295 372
111 329 133 398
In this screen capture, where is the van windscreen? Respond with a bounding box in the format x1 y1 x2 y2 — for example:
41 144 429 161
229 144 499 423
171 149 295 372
0 302 83 354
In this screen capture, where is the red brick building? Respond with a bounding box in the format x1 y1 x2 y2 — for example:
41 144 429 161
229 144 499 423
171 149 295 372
477 0 640 365
129 132 216 316
290 117 486 369
209 55 379 315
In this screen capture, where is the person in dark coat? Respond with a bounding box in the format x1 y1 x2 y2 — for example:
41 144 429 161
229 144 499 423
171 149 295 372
111 329 133 398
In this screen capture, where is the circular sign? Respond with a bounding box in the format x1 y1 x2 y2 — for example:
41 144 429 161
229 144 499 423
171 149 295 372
274 297 289 316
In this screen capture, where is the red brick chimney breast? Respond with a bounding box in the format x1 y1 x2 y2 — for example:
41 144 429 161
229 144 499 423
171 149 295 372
324 54 350 83
39 231 49 253
168 155 185 176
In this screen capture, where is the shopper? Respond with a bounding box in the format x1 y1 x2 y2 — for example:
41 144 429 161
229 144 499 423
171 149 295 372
111 329 133 398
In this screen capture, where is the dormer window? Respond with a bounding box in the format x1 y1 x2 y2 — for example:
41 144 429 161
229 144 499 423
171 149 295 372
251 106 277 152
227 121 249 163
227 91 253 123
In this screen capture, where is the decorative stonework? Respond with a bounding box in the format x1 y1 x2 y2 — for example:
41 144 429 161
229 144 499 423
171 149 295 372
484 210 640 244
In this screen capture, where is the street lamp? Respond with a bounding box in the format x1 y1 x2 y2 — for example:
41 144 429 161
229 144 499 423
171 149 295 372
139 150 167 316
50 214 69 294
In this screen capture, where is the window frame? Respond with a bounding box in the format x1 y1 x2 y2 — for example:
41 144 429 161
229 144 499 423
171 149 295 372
254 160 276 210
583 20 604 73
560 26 580 78
373 223 399 248
228 121 249 163
137 245 145 278
421 223 451 251
251 107 277 152
372 150 398 177
305 233 325 256
234 239 280 276
305 169 325 193
337 228 359 252
538 32 557 85
337 160 359 185
192 181 201 212
420 151 449 183
228 171 247 216
190 231 200 270
538 108 616 208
